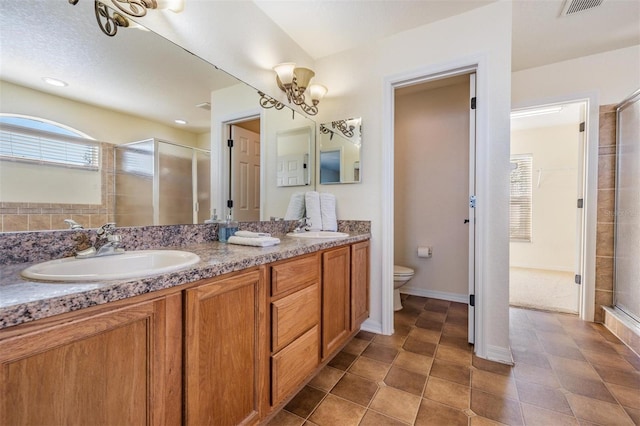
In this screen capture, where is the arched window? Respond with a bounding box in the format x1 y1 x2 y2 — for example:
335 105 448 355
0 114 99 169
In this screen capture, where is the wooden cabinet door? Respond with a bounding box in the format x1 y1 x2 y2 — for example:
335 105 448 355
0 294 182 426
321 246 351 359
351 240 370 330
184 269 267 426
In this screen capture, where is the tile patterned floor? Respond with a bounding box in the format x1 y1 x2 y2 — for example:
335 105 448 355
268 295 640 426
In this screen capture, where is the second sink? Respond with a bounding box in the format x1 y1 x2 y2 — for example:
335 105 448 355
286 231 349 239
21 250 201 282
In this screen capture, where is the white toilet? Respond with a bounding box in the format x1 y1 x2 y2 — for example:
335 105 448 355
393 265 415 311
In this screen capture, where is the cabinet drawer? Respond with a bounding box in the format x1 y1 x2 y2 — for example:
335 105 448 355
271 253 320 298
271 325 319 405
272 283 319 352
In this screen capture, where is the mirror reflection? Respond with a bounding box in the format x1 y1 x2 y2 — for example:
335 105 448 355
0 0 315 232
319 117 362 184
276 126 313 187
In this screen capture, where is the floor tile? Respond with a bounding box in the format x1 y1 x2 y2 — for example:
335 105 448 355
515 380 573 415
373 333 407 348
393 350 433 376
284 386 326 419
369 386 421 425
511 348 552 370
606 382 640 409
556 372 618 403
566 393 635 425
330 372 378 407
348 356 390 382
415 317 444 331
513 362 561 388
307 366 344 392
423 376 470 410
327 351 358 371
403 336 437 357
274 298 640 426
407 327 441 344
356 330 377 341
591 363 640 389
471 369 519 400
307 394 366 426
361 343 399 364
430 358 471 386
341 337 370 356
384 366 427 396
414 398 468 426
435 344 472 366
470 388 523 425
267 409 306 426
359 409 409 426
548 355 600 380
439 334 473 352
520 403 579 426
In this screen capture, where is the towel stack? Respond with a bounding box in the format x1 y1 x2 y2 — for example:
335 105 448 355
284 191 337 231
228 230 281 247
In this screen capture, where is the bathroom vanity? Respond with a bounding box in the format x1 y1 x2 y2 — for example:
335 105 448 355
0 231 370 425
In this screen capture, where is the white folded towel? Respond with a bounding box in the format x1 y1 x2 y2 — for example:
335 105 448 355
228 236 281 247
320 192 337 231
305 191 322 231
234 230 271 238
284 192 306 220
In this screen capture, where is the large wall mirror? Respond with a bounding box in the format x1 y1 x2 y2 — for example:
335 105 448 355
0 0 315 232
319 117 362 184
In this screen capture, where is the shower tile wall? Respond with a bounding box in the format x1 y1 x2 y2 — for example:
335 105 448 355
0 143 115 232
595 104 617 323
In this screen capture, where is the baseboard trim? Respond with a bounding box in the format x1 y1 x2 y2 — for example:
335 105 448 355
360 318 383 335
485 345 514 365
400 286 468 304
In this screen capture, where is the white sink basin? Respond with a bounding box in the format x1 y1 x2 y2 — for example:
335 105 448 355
286 231 349 239
21 250 201 282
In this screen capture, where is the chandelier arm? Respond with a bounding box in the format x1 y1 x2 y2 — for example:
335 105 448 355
111 0 156 17
95 1 128 37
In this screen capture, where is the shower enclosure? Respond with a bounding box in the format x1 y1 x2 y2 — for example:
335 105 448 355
114 138 211 227
614 90 640 323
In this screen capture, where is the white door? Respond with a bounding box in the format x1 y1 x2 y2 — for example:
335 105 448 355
277 153 306 186
232 125 260 221
468 73 477 344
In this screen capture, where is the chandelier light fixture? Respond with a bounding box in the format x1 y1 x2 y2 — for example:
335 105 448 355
68 0 184 37
260 63 327 116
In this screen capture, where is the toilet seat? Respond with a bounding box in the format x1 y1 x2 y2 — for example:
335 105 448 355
394 265 414 276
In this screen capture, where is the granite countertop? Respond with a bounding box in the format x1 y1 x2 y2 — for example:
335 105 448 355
0 232 370 330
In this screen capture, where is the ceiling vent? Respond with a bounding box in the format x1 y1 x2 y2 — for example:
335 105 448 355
196 102 211 111
561 0 605 16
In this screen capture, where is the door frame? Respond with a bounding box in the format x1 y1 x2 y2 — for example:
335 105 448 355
511 98 597 321
511 95 598 322
382 58 485 354
213 110 262 221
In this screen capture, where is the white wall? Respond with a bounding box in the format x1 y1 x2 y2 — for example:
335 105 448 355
510 124 580 271
313 2 513 361
395 81 470 299
512 45 640 108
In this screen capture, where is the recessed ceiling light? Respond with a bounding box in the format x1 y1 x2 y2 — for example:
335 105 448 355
511 106 563 119
174 119 188 125
42 77 68 87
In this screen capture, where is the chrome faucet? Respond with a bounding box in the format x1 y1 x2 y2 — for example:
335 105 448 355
64 219 84 230
293 217 312 233
76 223 124 258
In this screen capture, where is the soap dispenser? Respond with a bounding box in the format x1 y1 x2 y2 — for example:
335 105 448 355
218 210 238 242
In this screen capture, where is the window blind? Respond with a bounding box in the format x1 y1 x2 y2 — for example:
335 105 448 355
510 154 533 242
0 123 100 170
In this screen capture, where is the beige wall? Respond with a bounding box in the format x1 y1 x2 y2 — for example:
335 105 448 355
394 80 470 299
0 80 204 231
510 124 580 271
